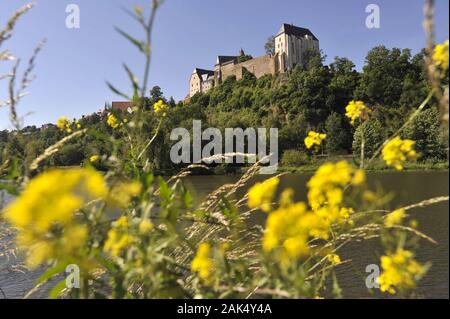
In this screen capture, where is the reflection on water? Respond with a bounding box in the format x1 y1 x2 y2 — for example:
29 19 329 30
0 171 448 298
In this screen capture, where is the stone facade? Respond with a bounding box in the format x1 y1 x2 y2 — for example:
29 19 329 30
188 23 319 97
215 55 277 85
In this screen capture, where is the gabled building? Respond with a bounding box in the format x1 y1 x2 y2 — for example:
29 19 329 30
189 68 215 97
274 23 319 72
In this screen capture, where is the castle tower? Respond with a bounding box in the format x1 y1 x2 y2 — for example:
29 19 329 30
274 24 319 72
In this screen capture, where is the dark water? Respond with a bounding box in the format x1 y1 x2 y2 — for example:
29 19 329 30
0 171 448 299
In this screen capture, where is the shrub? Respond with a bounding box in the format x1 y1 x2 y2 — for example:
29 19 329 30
281 150 310 166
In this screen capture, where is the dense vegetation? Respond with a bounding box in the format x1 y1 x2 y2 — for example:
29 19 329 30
1 46 447 174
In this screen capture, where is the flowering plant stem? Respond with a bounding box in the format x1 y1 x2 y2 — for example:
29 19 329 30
366 89 435 168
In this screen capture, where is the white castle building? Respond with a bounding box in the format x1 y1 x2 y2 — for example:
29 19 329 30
188 23 319 98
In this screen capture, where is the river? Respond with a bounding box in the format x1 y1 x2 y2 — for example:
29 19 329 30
0 171 448 299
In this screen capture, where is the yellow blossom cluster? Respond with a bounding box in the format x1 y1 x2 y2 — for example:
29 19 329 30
433 40 449 72
250 161 366 266
263 200 329 265
104 216 134 258
56 117 81 134
107 113 120 129
384 208 405 227
382 136 417 170
304 131 327 151
191 243 215 283
107 181 142 209
4 168 107 268
307 161 365 211
138 219 154 235
153 100 168 115
345 101 370 125
377 248 427 294
90 155 100 163
247 177 279 212
327 254 341 265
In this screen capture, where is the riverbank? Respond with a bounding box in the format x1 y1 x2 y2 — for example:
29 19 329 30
276 159 449 174
52 158 449 176
195 158 449 175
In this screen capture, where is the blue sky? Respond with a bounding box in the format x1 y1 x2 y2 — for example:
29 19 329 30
0 0 448 129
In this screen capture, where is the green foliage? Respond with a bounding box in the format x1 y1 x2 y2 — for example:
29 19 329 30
237 53 253 64
402 108 447 161
264 35 275 56
325 112 353 154
0 45 445 172
281 150 310 166
355 46 428 109
353 119 387 158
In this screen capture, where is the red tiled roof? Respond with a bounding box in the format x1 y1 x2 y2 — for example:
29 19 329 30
112 101 132 111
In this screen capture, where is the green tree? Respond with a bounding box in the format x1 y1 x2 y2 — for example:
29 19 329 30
264 35 275 56
352 119 386 158
325 112 353 154
237 49 253 63
149 86 164 104
402 108 447 161
355 46 413 108
328 57 360 113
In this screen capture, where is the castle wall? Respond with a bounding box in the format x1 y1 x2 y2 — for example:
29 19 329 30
219 55 276 83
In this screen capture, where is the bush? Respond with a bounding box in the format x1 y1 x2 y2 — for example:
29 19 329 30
281 150 310 166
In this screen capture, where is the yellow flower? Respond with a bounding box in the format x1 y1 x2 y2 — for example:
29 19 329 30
138 219 154 235
56 117 70 131
327 254 341 265
385 208 405 227
433 40 449 71
339 207 354 219
90 155 100 163
279 188 294 207
382 136 417 171
377 248 427 294
153 100 168 115
248 177 279 212
307 161 364 211
4 168 107 268
191 243 215 283
107 114 120 129
108 181 142 208
345 101 370 125
263 202 328 266
409 219 419 229
104 216 134 258
363 190 377 202
304 131 327 151
104 230 133 258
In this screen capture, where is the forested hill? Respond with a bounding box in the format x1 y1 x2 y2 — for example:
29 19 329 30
0 46 447 172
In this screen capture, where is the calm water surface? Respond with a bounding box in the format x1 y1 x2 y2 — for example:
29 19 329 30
0 171 448 298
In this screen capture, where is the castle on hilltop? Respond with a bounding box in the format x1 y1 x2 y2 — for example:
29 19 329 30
188 23 319 98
